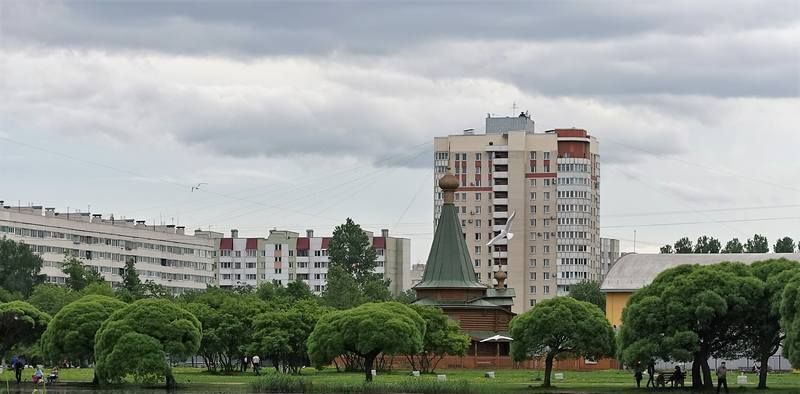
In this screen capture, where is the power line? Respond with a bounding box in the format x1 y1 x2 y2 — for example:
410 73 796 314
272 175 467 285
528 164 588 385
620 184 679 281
602 216 800 229
602 136 800 194
603 203 800 218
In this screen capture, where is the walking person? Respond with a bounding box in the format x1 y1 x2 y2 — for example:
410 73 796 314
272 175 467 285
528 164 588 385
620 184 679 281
241 355 249 373
646 359 656 388
634 365 643 388
252 355 261 376
716 361 728 394
13 357 24 384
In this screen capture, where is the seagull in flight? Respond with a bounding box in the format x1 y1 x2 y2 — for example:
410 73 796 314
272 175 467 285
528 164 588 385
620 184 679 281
191 183 208 192
487 210 516 246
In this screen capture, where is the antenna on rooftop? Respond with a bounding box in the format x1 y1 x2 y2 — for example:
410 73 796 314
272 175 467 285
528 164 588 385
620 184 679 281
512 102 517 115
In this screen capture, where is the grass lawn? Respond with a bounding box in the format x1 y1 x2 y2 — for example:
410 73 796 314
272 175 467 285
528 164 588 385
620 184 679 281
2 366 799 393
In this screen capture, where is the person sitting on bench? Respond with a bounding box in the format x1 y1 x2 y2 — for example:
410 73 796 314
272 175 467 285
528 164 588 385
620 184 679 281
669 366 685 387
47 367 59 384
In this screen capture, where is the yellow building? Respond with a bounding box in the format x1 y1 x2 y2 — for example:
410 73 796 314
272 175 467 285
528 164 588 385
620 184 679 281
601 252 800 328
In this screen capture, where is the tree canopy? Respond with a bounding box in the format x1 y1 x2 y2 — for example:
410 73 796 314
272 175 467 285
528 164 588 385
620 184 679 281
0 237 45 296
567 280 605 312
745 259 800 388
250 299 331 374
28 283 79 316
722 238 744 253
693 236 721 253
182 287 267 373
780 270 800 366
95 299 201 388
773 237 796 253
0 300 51 359
510 297 615 387
659 244 674 254
405 305 470 374
673 237 693 253
619 263 762 388
62 255 104 292
41 295 126 371
746 234 769 253
308 302 425 381
323 218 392 309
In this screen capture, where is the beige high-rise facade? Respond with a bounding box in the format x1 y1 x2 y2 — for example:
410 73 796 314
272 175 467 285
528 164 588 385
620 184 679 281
434 114 600 313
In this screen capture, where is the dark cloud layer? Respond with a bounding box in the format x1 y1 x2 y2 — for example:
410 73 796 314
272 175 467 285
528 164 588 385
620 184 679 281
1 0 798 168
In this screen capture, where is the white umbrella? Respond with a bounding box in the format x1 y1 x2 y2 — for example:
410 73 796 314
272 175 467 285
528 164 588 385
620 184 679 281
480 334 513 342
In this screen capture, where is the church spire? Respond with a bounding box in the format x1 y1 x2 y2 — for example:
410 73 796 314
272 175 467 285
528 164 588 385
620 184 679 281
414 171 486 289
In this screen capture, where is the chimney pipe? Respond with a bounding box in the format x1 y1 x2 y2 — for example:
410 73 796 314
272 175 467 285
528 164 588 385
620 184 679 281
231 229 239 238
176 226 185 235
381 229 389 238
306 229 314 238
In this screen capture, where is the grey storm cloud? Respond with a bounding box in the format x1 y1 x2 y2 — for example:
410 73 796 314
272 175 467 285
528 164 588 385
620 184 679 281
3 0 799 98
0 0 797 168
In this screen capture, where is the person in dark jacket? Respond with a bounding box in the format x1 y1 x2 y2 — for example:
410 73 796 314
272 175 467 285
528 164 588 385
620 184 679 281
646 359 656 388
13 357 25 384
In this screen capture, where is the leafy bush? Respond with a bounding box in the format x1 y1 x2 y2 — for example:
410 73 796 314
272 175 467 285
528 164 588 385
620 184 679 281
251 374 476 393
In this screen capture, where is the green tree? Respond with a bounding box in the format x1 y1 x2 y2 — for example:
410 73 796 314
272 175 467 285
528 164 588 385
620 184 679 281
116 257 143 301
659 244 674 254
308 302 425 382
510 297 614 388
406 305 470 374
780 270 800 367
773 237 796 253
673 237 693 254
41 295 126 380
0 287 22 303
95 299 201 388
323 265 365 309
182 288 267 373
567 280 605 311
328 218 379 282
394 289 417 304
62 255 104 292
255 281 316 306
250 300 331 374
0 301 51 360
722 238 744 253
693 235 721 253
142 280 172 298
0 237 45 296
81 281 115 298
745 234 769 253
619 263 762 389
746 259 800 388
324 218 392 308
28 283 79 316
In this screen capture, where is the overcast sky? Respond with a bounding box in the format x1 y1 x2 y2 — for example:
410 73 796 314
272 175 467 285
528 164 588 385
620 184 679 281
2 0 799 265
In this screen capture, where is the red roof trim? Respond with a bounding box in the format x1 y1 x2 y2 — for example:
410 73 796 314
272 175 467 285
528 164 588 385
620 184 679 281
296 237 309 251
373 237 386 249
321 237 331 249
220 238 233 250
246 238 258 249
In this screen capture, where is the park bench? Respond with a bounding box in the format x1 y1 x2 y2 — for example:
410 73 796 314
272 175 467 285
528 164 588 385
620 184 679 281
655 371 685 388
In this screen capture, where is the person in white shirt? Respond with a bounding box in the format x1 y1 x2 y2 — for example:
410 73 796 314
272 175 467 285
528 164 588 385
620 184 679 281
251 355 261 376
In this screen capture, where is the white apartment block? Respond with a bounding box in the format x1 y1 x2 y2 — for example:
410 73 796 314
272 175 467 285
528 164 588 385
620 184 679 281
216 228 411 295
0 204 217 294
434 113 601 313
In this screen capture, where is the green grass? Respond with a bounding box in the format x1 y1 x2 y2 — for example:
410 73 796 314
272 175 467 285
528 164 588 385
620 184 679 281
1 366 799 393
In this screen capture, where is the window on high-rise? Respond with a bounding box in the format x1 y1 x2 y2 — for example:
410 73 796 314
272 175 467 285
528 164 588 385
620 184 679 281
530 299 537 307
544 192 550 200
529 259 536 267
476 153 482 161
530 151 537 160
474 259 481 267
544 285 550 294
544 152 551 160
475 193 481 201
475 246 481 255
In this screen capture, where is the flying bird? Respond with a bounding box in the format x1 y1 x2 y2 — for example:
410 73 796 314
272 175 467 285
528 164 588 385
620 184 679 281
487 210 516 246
191 183 208 192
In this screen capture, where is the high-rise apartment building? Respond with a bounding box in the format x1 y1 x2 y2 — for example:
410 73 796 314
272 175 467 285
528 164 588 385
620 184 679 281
216 228 411 295
433 113 600 312
600 237 621 279
0 204 217 293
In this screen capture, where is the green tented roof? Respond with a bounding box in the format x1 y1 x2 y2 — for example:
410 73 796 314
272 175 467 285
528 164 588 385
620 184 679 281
414 203 486 289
